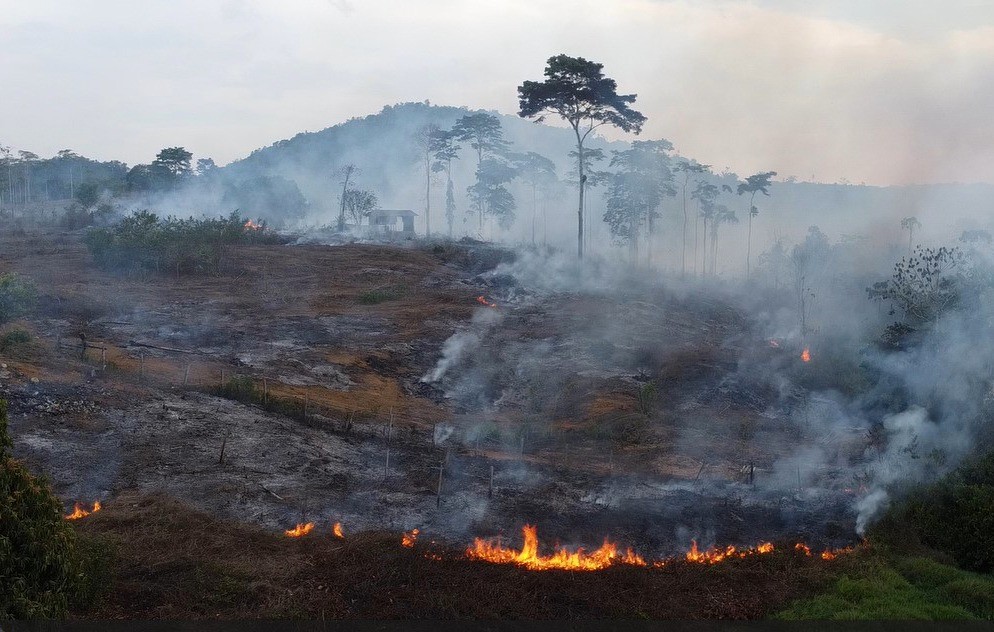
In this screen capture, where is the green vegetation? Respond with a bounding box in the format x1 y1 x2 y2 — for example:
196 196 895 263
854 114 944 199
0 273 37 324
776 554 994 620
0 400 108 619
84 210 289 277
0 328 32 352
869 450 994 573
358 286 405 304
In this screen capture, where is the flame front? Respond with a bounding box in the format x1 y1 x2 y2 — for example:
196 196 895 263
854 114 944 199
333 522 344 539
284 522 315 537
467 525 646 571
801 347 811 362
243 219 263 231
65 500 101 520
476 296 497 308
402 528 420 547
685 539 774 564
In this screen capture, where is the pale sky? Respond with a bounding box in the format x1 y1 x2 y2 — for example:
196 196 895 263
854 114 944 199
3 0 993 185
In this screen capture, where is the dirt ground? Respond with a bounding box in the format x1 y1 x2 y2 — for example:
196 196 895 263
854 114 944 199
1 228 863 564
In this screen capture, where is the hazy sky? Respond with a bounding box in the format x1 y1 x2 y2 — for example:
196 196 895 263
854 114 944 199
3 0 993 185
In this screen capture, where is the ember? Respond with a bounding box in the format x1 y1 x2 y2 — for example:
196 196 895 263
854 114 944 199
284 522 315 537
476 295 497 308
402 528 420 547
65 500 101 520
801 347 811 362
333 522 345 539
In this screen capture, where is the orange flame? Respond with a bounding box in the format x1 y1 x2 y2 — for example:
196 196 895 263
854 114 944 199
467 525 647 571
333 522 344 539
284 522 315 538
243 219 263 231
65 500 101 520
402 528 420 548
685 539 775 564
476 296 497 308
801 347 811 362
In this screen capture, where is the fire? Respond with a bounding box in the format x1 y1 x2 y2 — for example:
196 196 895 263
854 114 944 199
284 522 315 538
467 525 647 571
476 295 497 308
243 219 263 231
795 541 853 560
769 339 780 348
333 522 345 539
685 540 775 564
402 528 420 548
801 347 811 362
65 500 101 520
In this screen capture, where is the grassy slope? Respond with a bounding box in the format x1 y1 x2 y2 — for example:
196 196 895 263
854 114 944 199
71 492 836 620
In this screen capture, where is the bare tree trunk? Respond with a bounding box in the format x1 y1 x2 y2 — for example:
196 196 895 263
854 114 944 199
575 130 585 260
424 152 431 237
681 175 688 277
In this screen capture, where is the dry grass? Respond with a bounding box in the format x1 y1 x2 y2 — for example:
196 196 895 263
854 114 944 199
73 493 834 620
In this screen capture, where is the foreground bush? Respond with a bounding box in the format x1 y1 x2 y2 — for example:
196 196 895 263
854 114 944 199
0 400 105 618
870 451 994 572
84 210 289 277
0 273 37 325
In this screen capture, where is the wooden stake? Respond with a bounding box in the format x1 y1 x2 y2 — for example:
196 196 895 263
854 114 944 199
183 364 190 386
384 446 390 479
436 460 444 507
139 352 145 383
218 433 228 465
263 378 268 405
387 408 393 440
101 347 107 370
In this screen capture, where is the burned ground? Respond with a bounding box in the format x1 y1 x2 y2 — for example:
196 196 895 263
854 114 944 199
1 228 868 615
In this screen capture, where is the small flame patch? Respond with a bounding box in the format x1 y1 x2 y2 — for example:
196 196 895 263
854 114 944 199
65 501 101 520
284 522 315 538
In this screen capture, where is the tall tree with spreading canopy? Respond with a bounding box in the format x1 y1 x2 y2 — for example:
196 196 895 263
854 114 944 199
736 171 777 276
603 140 675 263
518 54 647 259
451 113 509 233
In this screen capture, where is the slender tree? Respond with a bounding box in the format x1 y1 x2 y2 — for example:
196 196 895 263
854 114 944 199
901 216 922 254
674 160 710 277
431 130 460 238
692 181 719 276
736 171 777 276
337 164 358 231
710 205 738 275
415 124 443 237
513 152 557 245
518 54 646 259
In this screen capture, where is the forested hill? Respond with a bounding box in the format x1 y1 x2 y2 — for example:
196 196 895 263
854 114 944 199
220 101 626 216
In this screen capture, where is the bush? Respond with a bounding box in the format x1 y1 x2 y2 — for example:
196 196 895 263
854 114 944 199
84 210 289 277
358 287 404 305
870 451 994 572
0 273 37 324
0 400 106 618
0 329 31 352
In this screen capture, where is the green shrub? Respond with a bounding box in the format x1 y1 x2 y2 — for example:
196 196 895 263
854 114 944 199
84 210 289 277
871 451 994 572
0 400 106 618
358 287 403 304
0 273 37 324
0 329 31 352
